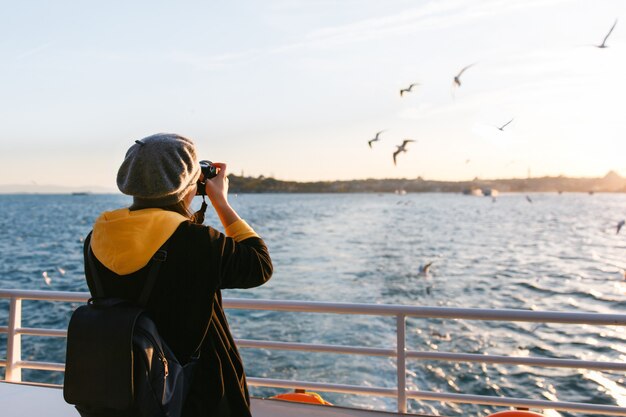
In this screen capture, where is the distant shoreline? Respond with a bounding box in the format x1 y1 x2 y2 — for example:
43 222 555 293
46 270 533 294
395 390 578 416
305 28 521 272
2 171 624 194
226 171 626 194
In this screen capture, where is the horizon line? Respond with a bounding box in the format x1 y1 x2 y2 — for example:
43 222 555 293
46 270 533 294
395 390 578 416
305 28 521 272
0 170 621 192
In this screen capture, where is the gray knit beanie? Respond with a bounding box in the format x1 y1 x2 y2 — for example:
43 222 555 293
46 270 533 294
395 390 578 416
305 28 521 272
117 133 201 207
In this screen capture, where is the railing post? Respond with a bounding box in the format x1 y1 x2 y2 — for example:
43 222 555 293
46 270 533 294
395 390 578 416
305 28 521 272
396 314 407 413
6 297 22 382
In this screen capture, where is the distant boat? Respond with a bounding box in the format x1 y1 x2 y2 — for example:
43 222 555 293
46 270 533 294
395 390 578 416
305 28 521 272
70 192 90 196
482 188 498 197
462 188 483 196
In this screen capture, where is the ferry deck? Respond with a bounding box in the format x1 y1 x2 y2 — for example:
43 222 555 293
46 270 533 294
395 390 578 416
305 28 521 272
1 381 410 417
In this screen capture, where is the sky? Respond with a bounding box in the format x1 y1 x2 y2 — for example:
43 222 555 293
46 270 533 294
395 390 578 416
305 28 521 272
0 0 624 190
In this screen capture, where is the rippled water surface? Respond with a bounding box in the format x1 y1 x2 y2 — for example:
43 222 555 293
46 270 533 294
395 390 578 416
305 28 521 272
0 193 625 416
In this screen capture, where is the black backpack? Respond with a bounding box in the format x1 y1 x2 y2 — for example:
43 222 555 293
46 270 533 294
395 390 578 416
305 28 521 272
64 240 197 417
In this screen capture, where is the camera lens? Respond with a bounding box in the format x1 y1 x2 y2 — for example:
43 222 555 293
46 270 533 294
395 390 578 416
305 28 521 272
199 160 218 180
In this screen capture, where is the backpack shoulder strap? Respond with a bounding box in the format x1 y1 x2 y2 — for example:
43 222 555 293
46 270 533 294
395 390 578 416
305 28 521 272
138 241 170 307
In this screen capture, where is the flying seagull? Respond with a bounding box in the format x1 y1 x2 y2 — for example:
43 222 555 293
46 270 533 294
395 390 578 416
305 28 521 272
453 64 475 87
596 19 618 48
368 130 386 148
617 219 625 234
393 139 415 166
419 261 433 277
495 118 514 131
400 83 419 97
42 271 52 286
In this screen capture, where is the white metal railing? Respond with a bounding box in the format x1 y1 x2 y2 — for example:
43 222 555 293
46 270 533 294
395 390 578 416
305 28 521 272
1 289 626 415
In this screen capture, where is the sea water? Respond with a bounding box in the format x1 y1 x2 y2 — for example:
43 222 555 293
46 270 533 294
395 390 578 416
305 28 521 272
0 193 624 416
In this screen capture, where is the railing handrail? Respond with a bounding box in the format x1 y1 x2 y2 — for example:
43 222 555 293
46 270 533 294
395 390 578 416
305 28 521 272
2 289 625 324
1 289 625 416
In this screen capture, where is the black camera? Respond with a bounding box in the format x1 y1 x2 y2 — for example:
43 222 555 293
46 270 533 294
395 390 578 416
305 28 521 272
196 160 218 195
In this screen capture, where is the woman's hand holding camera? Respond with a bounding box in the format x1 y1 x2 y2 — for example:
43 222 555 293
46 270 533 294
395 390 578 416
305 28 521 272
204 162 240 228
204 162 228 203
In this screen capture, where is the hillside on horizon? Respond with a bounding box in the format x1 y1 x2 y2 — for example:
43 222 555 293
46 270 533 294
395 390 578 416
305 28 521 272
227 170 626 193
3 171 624 194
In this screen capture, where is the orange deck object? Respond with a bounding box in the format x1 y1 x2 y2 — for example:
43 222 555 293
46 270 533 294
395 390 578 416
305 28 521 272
271 391 333 405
